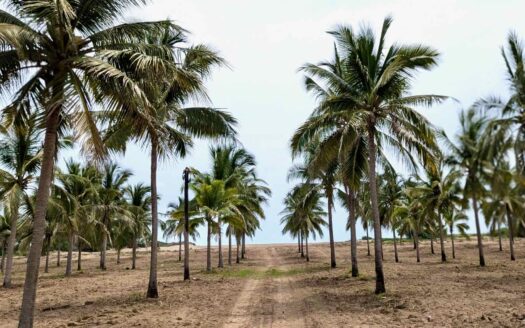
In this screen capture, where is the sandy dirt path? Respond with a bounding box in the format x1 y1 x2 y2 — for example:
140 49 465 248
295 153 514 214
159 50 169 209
223 247 308 328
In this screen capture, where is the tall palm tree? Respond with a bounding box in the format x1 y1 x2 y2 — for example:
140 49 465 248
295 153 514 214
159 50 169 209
124 183 151 269
103 27 236 298
0 1 185 324
0 113 41 288
293 17 444 293
442 108 490 266
281 183 327 262
163 198 202 263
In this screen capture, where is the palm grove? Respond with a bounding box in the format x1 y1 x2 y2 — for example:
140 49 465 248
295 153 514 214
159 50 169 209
0 1 268 327
282 17 525 295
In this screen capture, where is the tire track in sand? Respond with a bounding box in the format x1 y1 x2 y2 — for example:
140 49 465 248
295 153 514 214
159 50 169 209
223 247 308 328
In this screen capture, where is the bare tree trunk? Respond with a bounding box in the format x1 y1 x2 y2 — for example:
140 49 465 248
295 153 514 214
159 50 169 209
472 193 485 266
450 225 456 259
498 222 503 251
178 234 182 262
147 136 159 298
183 167 190 280
506 204 516 261
19 107 60 328
57 249 61 267
65 232 73 277
430 238 435 254
3 203 19 288
305 235 310 262
132 237 137 270
218 218 223 268
346 186 358 277
438 215 447 262
415 229 420 263
117 248 121 265
77 240 82 271
367 124 386 294
228 232 232 266
393 229 399 263
326 188 336 268
206 220 211 272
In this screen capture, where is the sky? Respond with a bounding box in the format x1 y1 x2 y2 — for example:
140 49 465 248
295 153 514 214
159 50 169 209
68 0 525 245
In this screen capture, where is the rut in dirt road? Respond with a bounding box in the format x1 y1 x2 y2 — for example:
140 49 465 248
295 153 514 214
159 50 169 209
224 247 308 328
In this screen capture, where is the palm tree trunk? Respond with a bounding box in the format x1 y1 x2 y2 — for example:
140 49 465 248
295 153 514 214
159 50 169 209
218 218 223 268
299 232 304 258
326 188 336 268
117 248 121 265
450 225 456 259
206 220 212 272
178 234 182 262
472 193 485 266
367 124 386 294
1 240 7 273
228 232 232 266
348 189 359 276
132 237 137 270
393 229 399 263
415 229 420 263
241 233 246 259
99 230 107 270
19 107 60 328
77 240 82 271
44 245 49 274
65 232 73 277
305 235 310 262
147 136 159 298
438 215 446 262
498 222 503 251
183 169 190 280
366 227 371 256
430 238 435 254
3 203 19 288
297 236 301 253
506 204 516 261
236 236 240 264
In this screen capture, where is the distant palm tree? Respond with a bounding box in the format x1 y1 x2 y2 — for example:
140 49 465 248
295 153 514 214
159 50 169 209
293 17 444 293
443 210 469 259
0 113 41 288
281 183 327 262
96 163 131 271
163 198 202 263
124 184 152 269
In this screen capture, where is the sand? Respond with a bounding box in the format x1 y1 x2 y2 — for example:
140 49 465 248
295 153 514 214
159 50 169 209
1 238 525 327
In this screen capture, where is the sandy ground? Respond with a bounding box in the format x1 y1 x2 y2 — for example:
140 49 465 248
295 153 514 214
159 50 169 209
1 238 525 327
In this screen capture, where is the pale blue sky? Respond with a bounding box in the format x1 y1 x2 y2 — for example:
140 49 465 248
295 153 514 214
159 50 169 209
66 1 525 245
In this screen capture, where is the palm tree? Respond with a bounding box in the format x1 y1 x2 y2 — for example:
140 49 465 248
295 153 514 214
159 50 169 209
0 1 185 324
293 17 444 293
163 198 202 263
191 173 240 271
0 212 10 273
443 108 490 266
124 183 151 269
410 166 463 262
281 183 327 262
103 27 236 298
0 113 41 288
378 167 404 263
96 163 131 270
443 210 469 259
